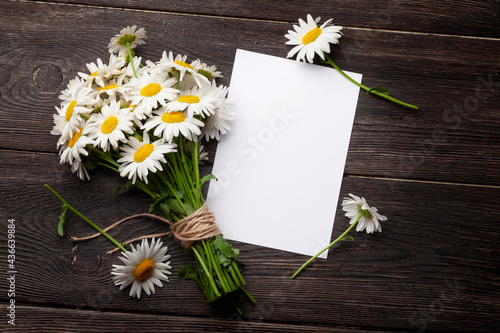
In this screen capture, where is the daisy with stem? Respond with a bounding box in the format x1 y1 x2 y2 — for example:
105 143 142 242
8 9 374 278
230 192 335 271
285 14 418 110
292 194 387 278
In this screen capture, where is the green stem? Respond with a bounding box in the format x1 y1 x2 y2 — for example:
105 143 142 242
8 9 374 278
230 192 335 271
191 140 202 207
291 213 363 279
323 53 418 110
126 42 138 79
44 184 127 253
240 286 256 304
192 245 221 298
231 261 246 286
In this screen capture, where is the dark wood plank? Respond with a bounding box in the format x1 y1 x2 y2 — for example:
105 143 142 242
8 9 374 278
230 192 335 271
4 305 397 333
1 2 500 187
1 150 499 332
31 0 500 38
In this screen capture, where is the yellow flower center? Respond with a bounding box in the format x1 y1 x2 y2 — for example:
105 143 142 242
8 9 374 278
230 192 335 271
68 127 83 148
101 116 118 134
133 258 155 280
161 111 186 123
98 84 119 92
134 143 154 162
302 27 322 45
65 100 77 122
178 95 200 104
140 83 161 97
174 60 193 70
88 69 101 78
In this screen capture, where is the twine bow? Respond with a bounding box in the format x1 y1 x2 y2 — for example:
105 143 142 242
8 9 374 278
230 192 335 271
71 203 221 254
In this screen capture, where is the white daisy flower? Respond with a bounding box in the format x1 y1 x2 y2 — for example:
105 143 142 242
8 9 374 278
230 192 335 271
201 84 233 141
88 100 134 152
78 55 125 87
124 72 179 120
191 59 223 81
118 133 177 184
58 76 87 103
108 25 147 55
111 238 171 299
71 158 90 180
58 123 95 165
342 193 387 234
142 108 204 142
166 81 221 118
156 51 209 88
51 88 98 145
285 14 343 63
96 81 122 100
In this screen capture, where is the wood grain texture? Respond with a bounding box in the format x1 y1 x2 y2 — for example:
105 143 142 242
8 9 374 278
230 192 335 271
1 1 499 187
4 305 399 333
31 0 500 38
1 0 499 332
1 151 499 332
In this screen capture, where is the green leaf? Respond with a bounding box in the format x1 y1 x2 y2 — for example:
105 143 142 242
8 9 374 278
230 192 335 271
341 236 354 242
58 204 68 236
178 265 202 288
213 235 240 267
113 180 133 198
367 86 391 96
167 198 187 215
200 174 217 187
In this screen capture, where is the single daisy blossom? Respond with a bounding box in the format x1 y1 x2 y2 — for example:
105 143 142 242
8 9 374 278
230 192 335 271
118 133 177 184
192 59 222 81
124 72 179 119
285 14 343 63
58 123 95 165
111 238 172 299
142 108 204 142
156 51 209 88
58 76 87 103
342 193 387 234
201 84 233 141
51 88 97 145
292 193 387 278
88 100 134 152
166 81 221 118
108 25 147 55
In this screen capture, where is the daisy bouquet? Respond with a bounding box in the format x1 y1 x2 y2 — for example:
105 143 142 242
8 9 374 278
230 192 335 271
47 26 254 306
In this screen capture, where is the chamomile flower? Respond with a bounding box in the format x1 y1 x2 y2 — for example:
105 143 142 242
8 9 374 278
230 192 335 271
108 25 147 55
342 193 387 233
124 72 179 120
58 76 87 103
58 122 95 165
156 51 209 88
111 238 171 299
118 133 176 184
51 88 97 145
97 81 122 100
88 100 134 151
166 81 221 118
71 158 90 180
201 84 233 141
192 59 222 81
142 108 204 142
285 14 343 63
78 55 125 87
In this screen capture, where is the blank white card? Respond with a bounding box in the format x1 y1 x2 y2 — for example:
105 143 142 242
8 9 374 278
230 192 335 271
207 49 362 258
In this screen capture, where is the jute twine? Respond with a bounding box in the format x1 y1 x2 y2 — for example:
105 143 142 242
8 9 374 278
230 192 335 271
71 203 221 254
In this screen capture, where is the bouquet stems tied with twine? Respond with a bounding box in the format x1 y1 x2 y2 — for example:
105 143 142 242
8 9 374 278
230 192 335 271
47 25 254 308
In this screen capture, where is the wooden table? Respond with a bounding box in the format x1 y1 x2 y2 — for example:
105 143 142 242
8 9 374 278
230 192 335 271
1 1 499 332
